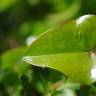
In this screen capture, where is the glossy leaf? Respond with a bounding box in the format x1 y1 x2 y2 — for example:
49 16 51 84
23 15 96 84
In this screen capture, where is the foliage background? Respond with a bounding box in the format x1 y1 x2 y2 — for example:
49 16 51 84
0 0 96 96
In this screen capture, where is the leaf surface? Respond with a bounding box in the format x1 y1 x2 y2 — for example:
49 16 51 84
23 15 96 84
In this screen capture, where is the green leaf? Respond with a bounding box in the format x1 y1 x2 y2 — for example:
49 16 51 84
24 20 85 55
23 15 96 84
1 47 29 75
0 0 18 12
30 0 80 36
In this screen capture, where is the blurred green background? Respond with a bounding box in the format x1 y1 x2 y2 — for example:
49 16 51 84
0 0 96 96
